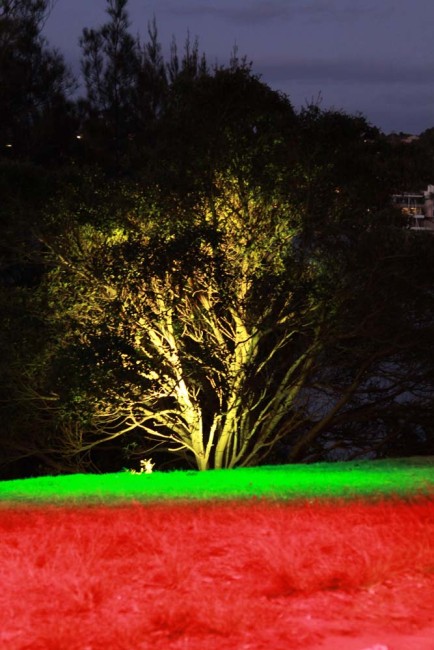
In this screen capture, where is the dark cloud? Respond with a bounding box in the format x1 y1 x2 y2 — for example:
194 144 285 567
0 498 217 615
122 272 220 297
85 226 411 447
166 1 288 24
256 58 434 86
165 0 392 26
164 1 290 24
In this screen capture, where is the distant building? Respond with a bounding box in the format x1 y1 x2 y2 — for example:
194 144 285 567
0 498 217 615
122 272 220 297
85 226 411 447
392 185 434 231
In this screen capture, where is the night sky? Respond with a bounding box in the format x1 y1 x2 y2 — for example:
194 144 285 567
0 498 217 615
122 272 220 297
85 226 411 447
43 0 434 135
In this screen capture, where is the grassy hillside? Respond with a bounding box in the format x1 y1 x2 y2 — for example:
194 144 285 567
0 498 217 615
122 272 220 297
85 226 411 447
1 457 434 504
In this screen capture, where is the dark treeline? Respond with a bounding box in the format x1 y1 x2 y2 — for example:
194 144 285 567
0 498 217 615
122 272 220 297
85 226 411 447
1 0 434 477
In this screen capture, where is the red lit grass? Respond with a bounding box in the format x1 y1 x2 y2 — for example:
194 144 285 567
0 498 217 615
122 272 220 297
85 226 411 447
1 498 434 649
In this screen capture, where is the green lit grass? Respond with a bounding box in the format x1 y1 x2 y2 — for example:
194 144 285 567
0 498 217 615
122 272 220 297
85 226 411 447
1 457 434 504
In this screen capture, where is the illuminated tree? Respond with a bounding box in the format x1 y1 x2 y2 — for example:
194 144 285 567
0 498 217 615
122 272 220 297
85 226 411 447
37 170 318 469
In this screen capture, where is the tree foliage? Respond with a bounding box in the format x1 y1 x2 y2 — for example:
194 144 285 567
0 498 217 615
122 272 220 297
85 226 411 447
0 0 76 161
79 0 141 168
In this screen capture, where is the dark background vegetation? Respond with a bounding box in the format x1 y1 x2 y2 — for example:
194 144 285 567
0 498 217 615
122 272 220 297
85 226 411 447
2 0 434 478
